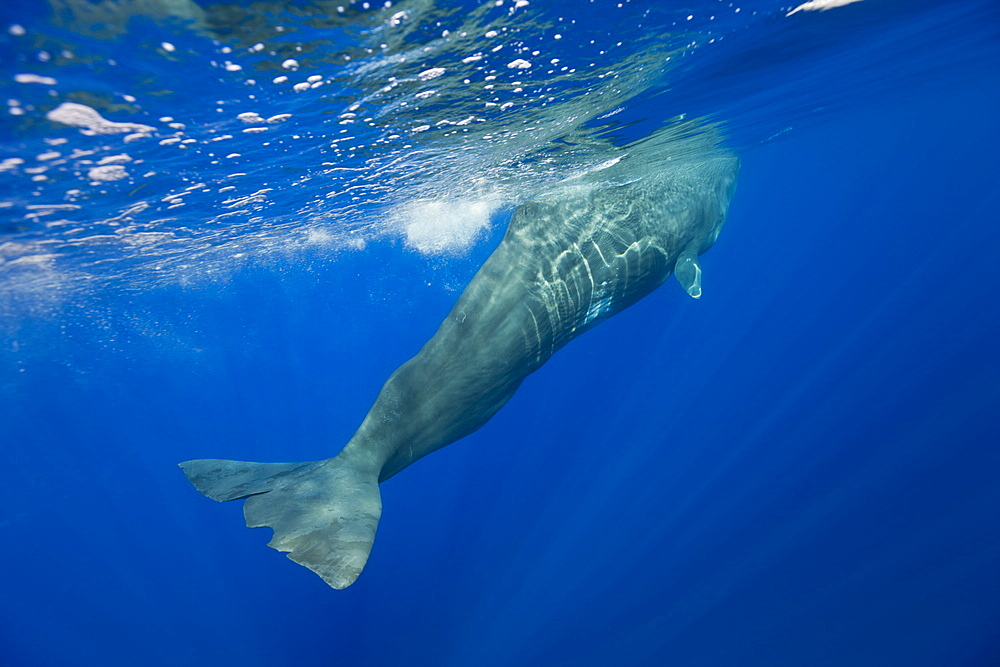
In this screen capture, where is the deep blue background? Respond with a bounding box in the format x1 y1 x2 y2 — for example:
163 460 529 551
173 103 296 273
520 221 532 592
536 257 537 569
2 2 999 666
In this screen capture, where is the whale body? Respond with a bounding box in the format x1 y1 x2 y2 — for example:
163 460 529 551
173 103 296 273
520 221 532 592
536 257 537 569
181 151 739 589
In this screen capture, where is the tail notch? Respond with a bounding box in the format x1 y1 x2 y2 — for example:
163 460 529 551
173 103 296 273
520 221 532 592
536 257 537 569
180 456 381 589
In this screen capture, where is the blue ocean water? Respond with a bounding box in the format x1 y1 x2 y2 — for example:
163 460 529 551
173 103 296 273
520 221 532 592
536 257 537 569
1 1 998 665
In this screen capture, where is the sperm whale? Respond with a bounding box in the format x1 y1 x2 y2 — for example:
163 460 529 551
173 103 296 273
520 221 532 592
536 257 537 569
181 150 739 589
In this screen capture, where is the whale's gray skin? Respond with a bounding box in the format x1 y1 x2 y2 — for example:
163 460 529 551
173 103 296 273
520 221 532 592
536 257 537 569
181 152 739 589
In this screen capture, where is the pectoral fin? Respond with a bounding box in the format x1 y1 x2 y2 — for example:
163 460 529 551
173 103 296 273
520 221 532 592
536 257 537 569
674 250 703 299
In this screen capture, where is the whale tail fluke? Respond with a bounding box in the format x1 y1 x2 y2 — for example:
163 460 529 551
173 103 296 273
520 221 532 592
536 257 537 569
179 455 382 589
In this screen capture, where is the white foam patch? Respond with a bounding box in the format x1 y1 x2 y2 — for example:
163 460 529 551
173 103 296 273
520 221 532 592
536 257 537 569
0 157 24 172
97 154 132 165
304 227 335 245
400 199 495 255
46 102 155 137
87 165 129 181
418 67 446 81
15 73 57 85
237 112 265 123
787 0 864 16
